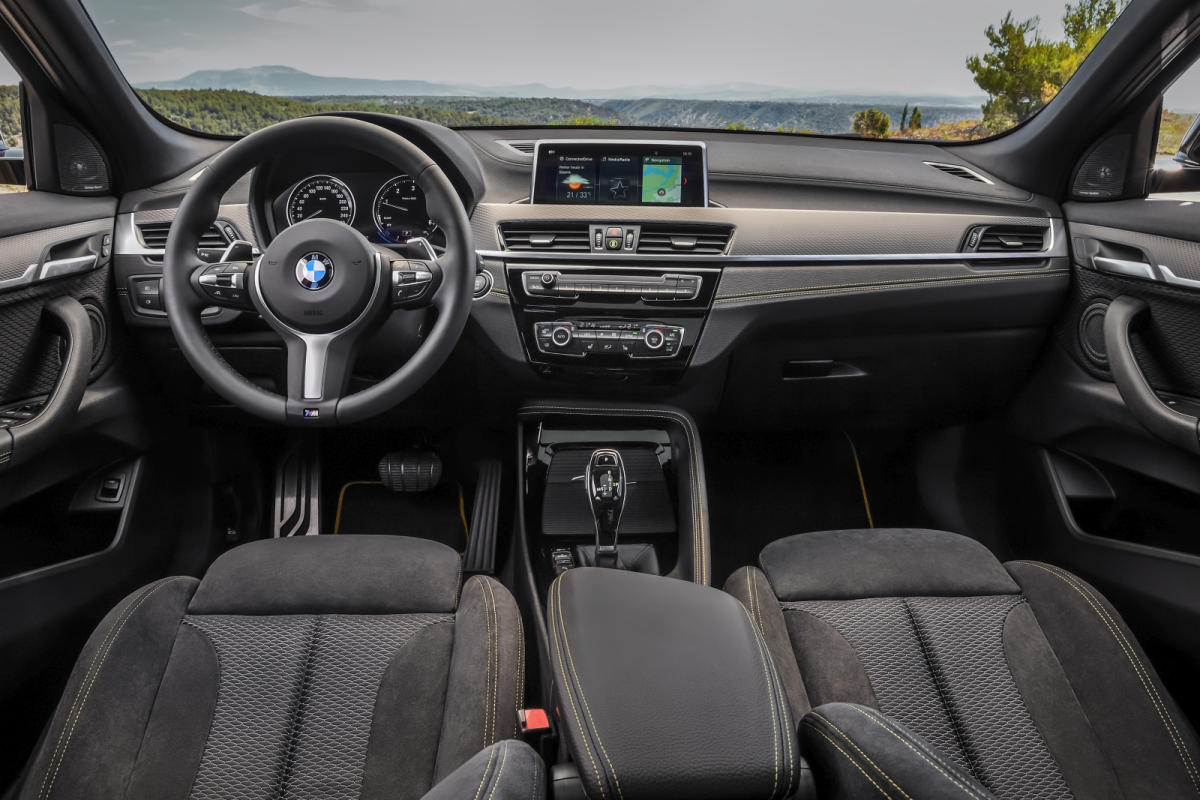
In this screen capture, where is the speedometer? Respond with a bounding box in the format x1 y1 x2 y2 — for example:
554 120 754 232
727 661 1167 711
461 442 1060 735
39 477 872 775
287 175 355 226
372 175 436 244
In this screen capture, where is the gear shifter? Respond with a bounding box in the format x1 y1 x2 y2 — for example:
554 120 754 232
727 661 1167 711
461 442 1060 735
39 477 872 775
586 449 627 569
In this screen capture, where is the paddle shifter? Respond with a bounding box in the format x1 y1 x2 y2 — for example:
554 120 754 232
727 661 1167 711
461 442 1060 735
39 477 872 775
586 449 627 569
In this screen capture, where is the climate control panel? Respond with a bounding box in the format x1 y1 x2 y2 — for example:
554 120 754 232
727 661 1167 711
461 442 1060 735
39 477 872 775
533 320 684 359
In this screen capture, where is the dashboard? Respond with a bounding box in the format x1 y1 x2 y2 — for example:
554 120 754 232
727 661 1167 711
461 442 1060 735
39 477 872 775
114 115 1073 429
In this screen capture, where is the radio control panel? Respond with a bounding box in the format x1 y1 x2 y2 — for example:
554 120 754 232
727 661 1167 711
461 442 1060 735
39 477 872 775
522 270 701 302
533 320 684 359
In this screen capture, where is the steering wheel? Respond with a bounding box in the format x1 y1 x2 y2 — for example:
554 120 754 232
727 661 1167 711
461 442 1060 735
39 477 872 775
162 116 474 426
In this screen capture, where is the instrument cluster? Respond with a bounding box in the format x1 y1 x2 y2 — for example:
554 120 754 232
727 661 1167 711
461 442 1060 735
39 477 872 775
275 171 443 248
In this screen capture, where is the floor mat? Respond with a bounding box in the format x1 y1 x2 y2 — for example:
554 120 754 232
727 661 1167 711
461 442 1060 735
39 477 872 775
334 481 468 551
704 431 873 587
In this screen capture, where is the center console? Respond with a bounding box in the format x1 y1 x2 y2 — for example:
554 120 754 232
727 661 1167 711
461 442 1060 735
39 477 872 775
489 139 726 384
505 261 720 380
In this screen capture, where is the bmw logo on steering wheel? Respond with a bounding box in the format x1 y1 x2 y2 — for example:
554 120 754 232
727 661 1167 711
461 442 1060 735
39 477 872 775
295 252 335 290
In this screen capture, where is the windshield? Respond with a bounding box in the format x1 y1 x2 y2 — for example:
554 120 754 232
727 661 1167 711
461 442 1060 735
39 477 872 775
76 0 1128 142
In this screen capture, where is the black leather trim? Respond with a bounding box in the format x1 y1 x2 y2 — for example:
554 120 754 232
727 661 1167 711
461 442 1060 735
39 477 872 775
548 568 796 800
519 401 709 585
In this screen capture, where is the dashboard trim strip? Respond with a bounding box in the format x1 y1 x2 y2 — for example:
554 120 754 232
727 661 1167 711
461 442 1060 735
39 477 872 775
476 249 1064 264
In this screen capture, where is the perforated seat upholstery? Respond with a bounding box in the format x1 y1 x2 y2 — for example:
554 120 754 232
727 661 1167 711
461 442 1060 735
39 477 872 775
13 536 543 800
726 528 1200 800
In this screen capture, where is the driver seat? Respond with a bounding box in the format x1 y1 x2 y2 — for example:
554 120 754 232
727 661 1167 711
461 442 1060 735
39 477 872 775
11 536 543 800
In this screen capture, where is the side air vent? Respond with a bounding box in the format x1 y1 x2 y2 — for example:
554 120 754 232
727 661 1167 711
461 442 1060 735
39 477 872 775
925 161 993 184
499 223 591 252
637 224 733 255
964 224 1048 253
137 221 229 251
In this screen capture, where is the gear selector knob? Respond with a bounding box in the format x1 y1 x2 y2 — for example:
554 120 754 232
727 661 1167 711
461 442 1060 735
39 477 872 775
586 448 627 569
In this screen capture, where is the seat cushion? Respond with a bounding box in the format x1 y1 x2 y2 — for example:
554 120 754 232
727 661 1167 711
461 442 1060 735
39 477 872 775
728 528 1200 800
15 536 532 800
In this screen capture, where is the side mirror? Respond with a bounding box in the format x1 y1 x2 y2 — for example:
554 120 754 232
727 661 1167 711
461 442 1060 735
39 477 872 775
1150 113 1200 194
0 147 25 187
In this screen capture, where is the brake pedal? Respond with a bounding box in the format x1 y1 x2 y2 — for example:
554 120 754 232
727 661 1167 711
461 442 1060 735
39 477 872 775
378 450 442 493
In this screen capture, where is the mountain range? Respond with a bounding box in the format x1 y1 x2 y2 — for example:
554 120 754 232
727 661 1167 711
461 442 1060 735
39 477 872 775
138 65 987 106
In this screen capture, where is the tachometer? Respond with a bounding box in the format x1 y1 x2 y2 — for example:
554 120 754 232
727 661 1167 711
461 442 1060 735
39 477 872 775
287 175 355 226
372 175 436 244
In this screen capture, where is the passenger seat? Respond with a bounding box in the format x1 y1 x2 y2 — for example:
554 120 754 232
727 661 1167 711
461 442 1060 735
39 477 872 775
726 528 1200 799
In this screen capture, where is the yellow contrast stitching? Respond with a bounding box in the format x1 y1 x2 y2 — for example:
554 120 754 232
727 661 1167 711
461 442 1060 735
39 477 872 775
812 713 914 800
549 578 605 798
472 744 498 800
486 740 510 800
1014 561 1200 792
39 577 186 799
555 578 625 800
712 270 1069 305
847 706 988 800
740 605 781 800
762 622 795 793
482 577 502 745
808 726 892 798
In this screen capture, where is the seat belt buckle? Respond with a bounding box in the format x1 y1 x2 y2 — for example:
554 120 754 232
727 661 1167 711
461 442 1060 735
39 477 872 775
519 707 552 735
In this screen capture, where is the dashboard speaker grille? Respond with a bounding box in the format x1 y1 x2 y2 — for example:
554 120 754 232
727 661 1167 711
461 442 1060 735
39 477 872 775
1073 135 1130 199
137 221 229 250
499 223 591 252
54 124 109 194
637 224 733 254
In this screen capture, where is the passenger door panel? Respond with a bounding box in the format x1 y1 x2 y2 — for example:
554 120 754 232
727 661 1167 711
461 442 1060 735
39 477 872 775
1012 197 1200 719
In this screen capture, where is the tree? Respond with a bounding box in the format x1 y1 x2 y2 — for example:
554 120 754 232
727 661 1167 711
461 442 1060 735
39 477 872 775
967 0 1127 129
966 13 1068 125
910 106 922 130
900 103 910 132
852 108 890 139
1064 0 1120 49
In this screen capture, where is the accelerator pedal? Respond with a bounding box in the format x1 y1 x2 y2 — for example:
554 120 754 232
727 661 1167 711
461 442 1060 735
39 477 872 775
378 450 442 493
463 459 503 575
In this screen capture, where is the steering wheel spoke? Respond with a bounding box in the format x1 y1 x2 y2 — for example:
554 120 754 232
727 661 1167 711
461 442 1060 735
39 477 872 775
283 331 355 406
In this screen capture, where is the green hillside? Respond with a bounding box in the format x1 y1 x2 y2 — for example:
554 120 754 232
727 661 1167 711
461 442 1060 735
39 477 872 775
601 97 980 134
0 85 21 147
291 95 632 126
135 89 522 135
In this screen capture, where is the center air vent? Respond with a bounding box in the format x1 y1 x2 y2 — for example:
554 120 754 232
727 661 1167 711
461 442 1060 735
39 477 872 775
636 224 733 255
137 221 230 251
963 224 1048 253
499 223 591 252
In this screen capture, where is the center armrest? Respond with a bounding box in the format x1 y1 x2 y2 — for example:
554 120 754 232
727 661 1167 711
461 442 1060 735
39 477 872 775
547 568 798 800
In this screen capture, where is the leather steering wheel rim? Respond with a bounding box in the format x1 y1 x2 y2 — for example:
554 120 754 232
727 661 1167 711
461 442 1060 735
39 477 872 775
162 116 474 426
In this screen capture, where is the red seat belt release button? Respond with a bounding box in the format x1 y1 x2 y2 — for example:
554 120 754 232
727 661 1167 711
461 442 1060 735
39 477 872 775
519 708 551 733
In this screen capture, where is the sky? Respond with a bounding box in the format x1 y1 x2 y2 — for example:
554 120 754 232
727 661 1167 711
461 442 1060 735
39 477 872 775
0 1 1193 109
76 0 1092 98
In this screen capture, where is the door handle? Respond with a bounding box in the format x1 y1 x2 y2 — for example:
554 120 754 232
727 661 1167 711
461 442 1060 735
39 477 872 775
1092 256 1156 280
1102 296 1200 454
0 296 93 470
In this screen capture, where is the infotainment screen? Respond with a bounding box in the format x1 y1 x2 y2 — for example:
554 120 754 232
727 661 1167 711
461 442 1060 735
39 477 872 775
531 141 707 207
